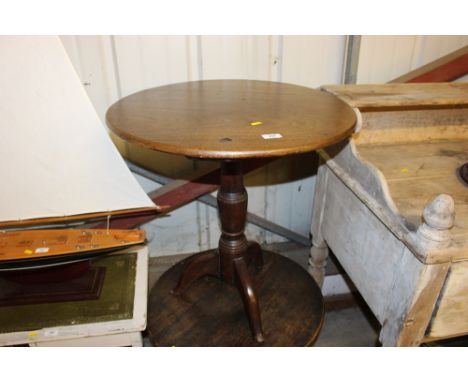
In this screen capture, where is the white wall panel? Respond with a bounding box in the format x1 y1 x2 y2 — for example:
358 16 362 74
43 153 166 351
113 36 195 97
60 36 118 122
412 35 468 67
200 36 274 80
357 36 418 83
455 73 468 82
281 35 346 87
357 35 468 83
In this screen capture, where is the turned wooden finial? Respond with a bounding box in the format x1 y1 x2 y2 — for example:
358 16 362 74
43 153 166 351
417 194 455 246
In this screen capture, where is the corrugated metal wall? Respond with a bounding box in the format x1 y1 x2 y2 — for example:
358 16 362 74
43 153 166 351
60 35 468 257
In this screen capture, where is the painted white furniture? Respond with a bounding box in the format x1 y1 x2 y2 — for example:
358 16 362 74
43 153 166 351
309 83 468 346
0 245 148 347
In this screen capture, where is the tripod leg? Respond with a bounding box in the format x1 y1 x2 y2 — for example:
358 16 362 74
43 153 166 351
172 250 219 295
233 257 265 343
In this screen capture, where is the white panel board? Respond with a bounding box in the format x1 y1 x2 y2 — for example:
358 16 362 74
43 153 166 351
200 36 273 80
357 36 418 83
0 36 154 224
281 36 346 87
357 35 468 83
130 172 211 255
59 36 119 123
143 202 209 256
455 74 468 83
113 36 194 97
262 154 319 242
411 35 468 68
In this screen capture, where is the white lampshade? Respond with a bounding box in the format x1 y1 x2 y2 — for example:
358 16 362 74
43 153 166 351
0 36 155 227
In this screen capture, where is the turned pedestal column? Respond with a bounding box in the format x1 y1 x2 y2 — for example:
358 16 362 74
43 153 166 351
173 160 265 342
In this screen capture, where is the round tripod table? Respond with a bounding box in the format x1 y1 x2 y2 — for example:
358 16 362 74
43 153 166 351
107 80 356 346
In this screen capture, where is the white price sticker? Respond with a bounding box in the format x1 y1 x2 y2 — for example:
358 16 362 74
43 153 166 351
35 247 49 253
261 133 283 139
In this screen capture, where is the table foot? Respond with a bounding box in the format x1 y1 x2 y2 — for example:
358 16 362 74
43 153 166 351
171 249 219 296
233 256 265 343
171 242 266 342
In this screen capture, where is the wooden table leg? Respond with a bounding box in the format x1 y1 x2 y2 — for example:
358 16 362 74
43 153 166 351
171 249 219 295
172 159 266 343
217 160 265 342
233 256 265 342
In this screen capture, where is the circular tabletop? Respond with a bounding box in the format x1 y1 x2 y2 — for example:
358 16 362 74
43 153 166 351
106 80 356 159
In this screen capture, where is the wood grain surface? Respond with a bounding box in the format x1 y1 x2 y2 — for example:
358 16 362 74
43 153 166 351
147 251 324 346
0 229 145 263
106 80 356 159
358 140 468 261
323 83 468 109
0 207 159 229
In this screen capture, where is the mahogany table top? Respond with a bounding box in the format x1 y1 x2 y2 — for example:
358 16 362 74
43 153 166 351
106 80 356 159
